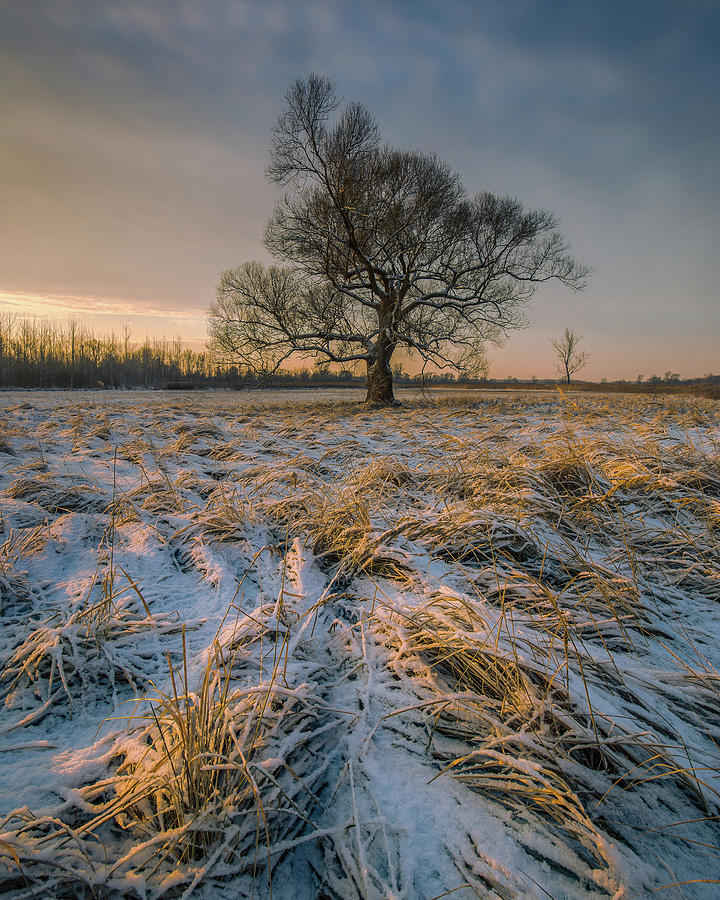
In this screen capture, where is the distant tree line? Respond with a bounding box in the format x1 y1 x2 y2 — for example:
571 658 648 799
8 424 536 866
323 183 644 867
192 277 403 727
0 315 466 390
484 376 718 399
0 315 220 389
0 314 716 395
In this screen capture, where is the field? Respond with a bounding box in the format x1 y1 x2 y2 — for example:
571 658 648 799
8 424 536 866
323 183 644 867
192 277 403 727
0 388 718 899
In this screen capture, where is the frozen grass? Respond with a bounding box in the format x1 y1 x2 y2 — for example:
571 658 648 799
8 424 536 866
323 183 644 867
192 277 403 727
0 580 339 896
0 564 188 733
0 390 718 897
0 525 46 617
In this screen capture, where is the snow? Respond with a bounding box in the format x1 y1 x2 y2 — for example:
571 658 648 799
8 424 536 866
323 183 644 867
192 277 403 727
0 388 718 898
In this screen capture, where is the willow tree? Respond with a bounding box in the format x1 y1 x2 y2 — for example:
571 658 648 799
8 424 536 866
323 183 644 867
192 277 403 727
210 75 589 404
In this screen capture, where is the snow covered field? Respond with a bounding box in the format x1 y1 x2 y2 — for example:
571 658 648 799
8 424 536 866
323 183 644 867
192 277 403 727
0 389 718 899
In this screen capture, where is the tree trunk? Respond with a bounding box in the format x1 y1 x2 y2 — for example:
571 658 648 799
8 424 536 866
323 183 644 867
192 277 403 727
365 357 394 404
365 305 398 404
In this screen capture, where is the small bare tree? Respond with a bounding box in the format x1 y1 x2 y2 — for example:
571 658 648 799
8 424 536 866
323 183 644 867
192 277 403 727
550 328 588 383
210 75 589 404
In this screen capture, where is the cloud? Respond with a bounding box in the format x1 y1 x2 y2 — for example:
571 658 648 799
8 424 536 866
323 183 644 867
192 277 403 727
0 290 209 348
0 289 204 320
0 0 717 376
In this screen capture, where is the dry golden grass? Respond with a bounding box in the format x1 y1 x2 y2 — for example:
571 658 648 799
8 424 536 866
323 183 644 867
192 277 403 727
0 606 336 896
0 391 718 898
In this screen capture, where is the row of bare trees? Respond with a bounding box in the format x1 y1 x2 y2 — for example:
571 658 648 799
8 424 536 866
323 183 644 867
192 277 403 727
0 315 219 389
0 314 433 390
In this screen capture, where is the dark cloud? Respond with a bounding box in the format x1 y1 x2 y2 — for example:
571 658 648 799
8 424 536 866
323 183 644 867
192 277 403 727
1 0 717 376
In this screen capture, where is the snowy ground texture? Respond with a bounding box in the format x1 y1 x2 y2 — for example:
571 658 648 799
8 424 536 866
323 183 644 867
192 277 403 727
0 388 719 899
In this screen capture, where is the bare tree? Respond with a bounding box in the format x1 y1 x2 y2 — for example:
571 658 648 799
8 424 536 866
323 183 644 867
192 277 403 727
550 327 588 383
210 75 589 404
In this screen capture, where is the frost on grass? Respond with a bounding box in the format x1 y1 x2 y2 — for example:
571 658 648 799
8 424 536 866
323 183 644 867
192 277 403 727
0 566 188 732
1 630 338 897
0 390 719 898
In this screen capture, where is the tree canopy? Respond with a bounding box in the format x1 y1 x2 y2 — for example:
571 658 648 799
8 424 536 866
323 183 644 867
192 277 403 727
210 74 589 403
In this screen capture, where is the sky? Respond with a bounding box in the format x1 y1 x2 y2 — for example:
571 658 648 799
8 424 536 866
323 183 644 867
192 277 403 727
1 0 718 380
